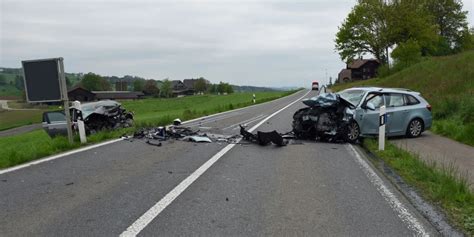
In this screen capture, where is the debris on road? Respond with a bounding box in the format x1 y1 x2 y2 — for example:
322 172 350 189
185 136 212 143
292 93 357 143
240 125 287 146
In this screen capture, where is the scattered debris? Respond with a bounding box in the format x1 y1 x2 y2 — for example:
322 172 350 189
65 182 74 186
146 140 162 147
186 136 212 143
240 125 287 146
173 118 182 126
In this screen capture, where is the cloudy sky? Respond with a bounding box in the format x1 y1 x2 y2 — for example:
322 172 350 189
1 0 473 87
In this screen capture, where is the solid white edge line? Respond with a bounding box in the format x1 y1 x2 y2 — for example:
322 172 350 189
0 90 306 175
347 144 429 237
120 90 311 237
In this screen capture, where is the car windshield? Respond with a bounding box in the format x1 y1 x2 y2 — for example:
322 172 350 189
338 89 366 106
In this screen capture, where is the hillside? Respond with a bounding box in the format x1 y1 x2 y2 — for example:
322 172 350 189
331 50 474 145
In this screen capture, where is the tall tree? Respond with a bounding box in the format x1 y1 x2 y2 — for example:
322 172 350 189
194 77 208 93
335 0 391 64
14 75 24 90
81 73 110 91
160 79 172 98
143 80 160 96
425 0 468 52
133 79 145 92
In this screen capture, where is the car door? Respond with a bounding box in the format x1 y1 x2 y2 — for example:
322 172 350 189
356 93 385 135
385 93 409 135
42 111 68 137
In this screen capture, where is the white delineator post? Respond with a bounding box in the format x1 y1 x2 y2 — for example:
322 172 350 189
379 105 386 151
73 100 87 144
253 94 256 104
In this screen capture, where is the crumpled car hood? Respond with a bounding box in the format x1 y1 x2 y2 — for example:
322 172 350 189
302 93 355 109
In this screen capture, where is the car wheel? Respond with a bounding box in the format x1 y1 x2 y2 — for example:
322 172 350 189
346 120 360 143
406 118 424 138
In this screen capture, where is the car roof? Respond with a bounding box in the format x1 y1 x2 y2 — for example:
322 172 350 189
342 87 420 95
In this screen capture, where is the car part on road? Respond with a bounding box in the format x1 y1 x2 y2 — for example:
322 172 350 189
240 125 287 146
292 93 357 143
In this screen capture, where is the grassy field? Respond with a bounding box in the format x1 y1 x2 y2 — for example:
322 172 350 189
122 91 295 127
0 90 297 169
364 139 474 235
0 110 48 131
331 50 474 145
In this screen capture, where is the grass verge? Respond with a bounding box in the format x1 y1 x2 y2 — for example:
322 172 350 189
0 90 299 169
364 139 474 235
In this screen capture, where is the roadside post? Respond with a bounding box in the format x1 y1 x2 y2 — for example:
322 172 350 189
73 101 87 144
22 57 74 144
253 94 256 104
379 105 386 150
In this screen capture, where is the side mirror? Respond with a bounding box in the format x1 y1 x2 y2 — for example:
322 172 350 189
365 102 376 111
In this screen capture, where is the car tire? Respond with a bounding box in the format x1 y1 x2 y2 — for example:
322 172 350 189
346 120 360 143
406 118 424 138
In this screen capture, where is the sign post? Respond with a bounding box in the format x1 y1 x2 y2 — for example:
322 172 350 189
58 58 73 144
22 57 73 144
378 105 386 151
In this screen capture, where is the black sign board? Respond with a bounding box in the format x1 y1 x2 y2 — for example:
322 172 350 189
22 58 63 102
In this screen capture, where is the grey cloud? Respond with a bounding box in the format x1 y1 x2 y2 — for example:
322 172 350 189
1 0 472 87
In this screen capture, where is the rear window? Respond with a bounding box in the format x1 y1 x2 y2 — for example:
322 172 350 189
405 95 420 105
44 112 65 123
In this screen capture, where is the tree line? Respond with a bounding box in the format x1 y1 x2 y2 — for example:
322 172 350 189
335 0 473 71
79 73 234 98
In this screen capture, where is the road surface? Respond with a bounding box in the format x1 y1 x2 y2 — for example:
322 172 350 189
0 90 438 236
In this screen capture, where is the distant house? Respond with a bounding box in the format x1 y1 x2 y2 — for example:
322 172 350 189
68 87 97 102
171 80 194 97
68 87 144 102
338 58 380 83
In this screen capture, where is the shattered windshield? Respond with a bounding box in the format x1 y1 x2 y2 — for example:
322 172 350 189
338 89 366 106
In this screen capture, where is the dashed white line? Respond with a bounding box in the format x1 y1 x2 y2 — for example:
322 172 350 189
347 144 429 237
119 90 311 237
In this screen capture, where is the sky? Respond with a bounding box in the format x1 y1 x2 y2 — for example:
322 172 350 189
1 0 473 88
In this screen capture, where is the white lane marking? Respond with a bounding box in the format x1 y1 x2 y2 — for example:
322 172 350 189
0 91 307 175
120 90 311 237
0 138 123 175
222 114 266 130
347 144 429 237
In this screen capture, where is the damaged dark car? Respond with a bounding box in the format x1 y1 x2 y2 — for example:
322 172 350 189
42 100 134 137
292 93 359 143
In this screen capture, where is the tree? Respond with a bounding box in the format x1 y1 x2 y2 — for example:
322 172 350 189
425 0 468 52
208 84 218 94
160 79 172 98
194 77 208 93
0 75 6 86
143 80 160 96
15 75 24 90
133 79 145 92
65 76 73 89
391 39 423 69
81 73 105 91
386 0 438 56
328 77 333 86
335 0 392 64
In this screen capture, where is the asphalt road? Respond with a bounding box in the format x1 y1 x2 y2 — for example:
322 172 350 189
0 90 439 236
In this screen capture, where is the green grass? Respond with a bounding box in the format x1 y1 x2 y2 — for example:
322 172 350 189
331 50 474 145
0 90 298 169
0 110 48 131
121 91 296 127
364 139 474 235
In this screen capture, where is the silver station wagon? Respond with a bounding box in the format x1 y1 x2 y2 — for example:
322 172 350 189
339 87 432 140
